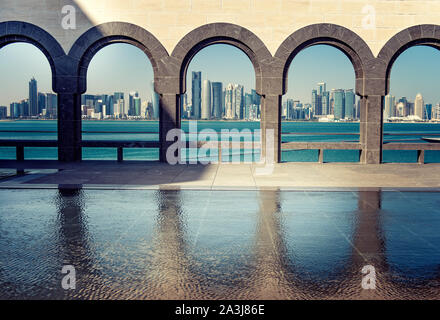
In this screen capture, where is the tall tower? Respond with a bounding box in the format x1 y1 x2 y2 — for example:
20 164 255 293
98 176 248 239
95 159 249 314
225 83 234 119
384 94 395 120
211 82 223 119
151 81 160 119
129 91 139 116
28 77 38 116
233 84 244 119
414 93 424 119
201 80 211 119
344 89 355 119
191 71 201 119
317 82 326 95
333 89 345 120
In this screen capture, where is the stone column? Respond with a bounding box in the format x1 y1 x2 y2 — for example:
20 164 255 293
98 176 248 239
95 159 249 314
360 95 383 164
260 94 281 163
57 93 82 162
159 92 180 162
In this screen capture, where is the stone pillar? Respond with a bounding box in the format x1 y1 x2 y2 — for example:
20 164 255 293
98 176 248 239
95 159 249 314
159 92 180 162
57 93 82 162
260 94 281 163
360 95 383 164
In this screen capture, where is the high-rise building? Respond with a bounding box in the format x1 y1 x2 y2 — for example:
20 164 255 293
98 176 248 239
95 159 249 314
311 89 318 115
414 93 424 119
432 103 440 120
38 92 46 114
129 91 139 116
251 89 260 106
191 72 201 119
150 81 160 119
317 82 326 95
344 89 355 119
45 93 57 118
10 102 20 118
28 77 38 116
333 89 345 120
211 82 223 119
20 99 29 117
134 96 141 116
233 84 244 119
0 106 7 119
384 94 396 120
425 104 432 120
322 91 330 115
244 93 253 120
225 84 234 119
201 80 211 119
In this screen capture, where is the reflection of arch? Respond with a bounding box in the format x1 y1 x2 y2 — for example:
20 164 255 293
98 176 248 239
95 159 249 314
69 22 169 94
171 23 272 95
275 24 374 96
147 189 204 299
55 186 102 299
0 21 64 92
377 24 440 94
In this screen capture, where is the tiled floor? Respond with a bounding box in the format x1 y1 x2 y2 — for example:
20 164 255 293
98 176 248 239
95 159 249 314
0 162 440 189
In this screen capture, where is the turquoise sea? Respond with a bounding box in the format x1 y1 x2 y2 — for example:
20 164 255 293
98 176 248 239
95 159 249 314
1 120 440 163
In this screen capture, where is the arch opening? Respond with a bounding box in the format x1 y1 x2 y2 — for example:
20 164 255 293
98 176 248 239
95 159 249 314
81 42 158 161
383 45 440 164
0 42 57 160
281 44 360 163
180 43 261 163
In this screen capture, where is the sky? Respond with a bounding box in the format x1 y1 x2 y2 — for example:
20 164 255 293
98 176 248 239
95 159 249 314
1 42 440 109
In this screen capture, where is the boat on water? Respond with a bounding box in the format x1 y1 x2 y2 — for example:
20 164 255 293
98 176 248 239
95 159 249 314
422 137 440 143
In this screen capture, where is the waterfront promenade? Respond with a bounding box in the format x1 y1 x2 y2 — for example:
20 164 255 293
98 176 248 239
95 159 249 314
1 162 439 190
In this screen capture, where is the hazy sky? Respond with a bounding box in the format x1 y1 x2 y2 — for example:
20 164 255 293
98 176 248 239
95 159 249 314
1 42 440 108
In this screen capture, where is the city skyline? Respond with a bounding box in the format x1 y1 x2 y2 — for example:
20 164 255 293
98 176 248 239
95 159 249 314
3 75 440 122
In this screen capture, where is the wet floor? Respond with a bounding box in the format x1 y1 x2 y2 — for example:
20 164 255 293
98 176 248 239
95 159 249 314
0 188 439 299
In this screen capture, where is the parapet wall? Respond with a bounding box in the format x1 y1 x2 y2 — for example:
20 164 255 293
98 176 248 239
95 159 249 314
1 0 439 56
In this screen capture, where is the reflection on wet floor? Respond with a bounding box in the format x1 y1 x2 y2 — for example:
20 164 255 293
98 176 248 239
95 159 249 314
0 188 439 299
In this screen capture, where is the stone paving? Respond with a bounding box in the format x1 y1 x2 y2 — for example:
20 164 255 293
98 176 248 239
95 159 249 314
0 162 439 190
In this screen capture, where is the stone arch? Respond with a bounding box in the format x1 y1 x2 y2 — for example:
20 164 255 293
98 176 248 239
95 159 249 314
171 23 273 96
377 25 440 94
69 22 169 94
0 21 65 92
275 24 375 96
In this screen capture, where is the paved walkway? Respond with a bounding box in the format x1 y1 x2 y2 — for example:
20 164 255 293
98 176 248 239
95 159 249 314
0 162 439 190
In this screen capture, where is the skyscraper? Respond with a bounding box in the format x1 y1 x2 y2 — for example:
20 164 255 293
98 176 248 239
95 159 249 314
29 77 38 116
317 82 326 95
129 91 139 116
38 92 46 114
191 71 201 119
201 80 211 119
151 81 160 119
134 96 141 116
425 104 432 120
211 82 223 119
233 84 244 119
322 91 330 115
225 84 234 119
384 94 395 120
414 93 424 119
333 89 345 120
344 89 355 119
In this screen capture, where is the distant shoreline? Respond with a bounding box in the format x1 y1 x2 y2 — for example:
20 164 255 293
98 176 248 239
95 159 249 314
2 119 440 124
